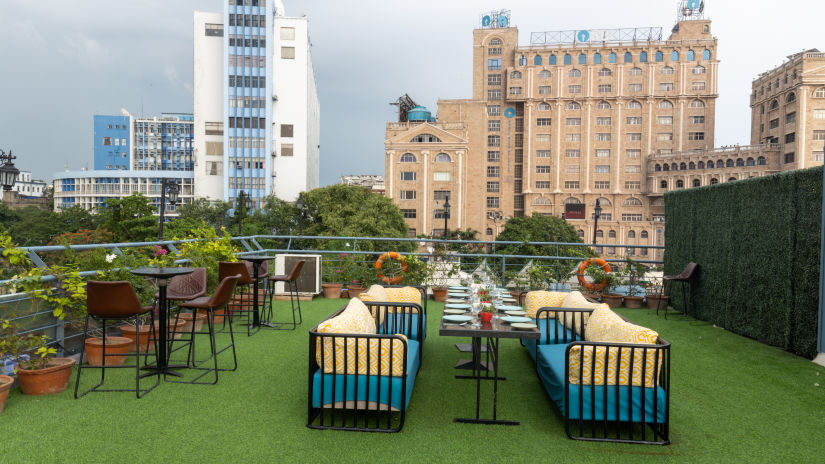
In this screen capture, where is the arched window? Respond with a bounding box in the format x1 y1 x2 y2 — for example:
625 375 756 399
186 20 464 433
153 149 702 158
538 102 551 111
786 92 796 103
663 164 670 171
533 197 552 205
689 99 705 108
660 180 668 189
641 231 649 239
680 162 687 170
548 54 557 65
578 53 587 64
710 178 719 185
726 159 734 168
693 179 701 187
596 230 604 238
624 197 643 206
671 50 679 61
677 179 685 188
593 53 602 64
538 70 551 78
486 228 493 236
627 100 642 109
640 51 648 62
815 87 825 98
519 55 527 66
596 197 612 207
628 230 636 239
706 160 714 168
698 161 705 169
489 38 502 46
693 65 706 74
658 100 674 109
435 153 452 162
598 68 612 77
564 197 583 205
770 100 779 110
411 133 441 143
654 164 662 172
746 157 755 166
736 158 744 167
400 153 416 163
624 52 633 63
608 230 617 239
689 161 696 169
596 101 611 110
661 66 674 75
687 50 695 61
577 230 585 238
629 67 643 76
757 156 767 165
534 55 542 66
702 49 711 60
511 71 522 79
671 163 678 171
655 51 664 62
564 54 572 65
609 52 617 63
567 102 581 110
569 69 581 78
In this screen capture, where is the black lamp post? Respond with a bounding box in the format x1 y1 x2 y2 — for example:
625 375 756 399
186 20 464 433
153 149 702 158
237 190 252 236
0 150 20 192
158 178 179 240
592 198 602 245
296 192 305 235
442 196 450 238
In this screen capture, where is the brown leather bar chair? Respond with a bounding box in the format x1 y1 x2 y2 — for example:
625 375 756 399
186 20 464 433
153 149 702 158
265 260 306 330
172 274 241 385
164 268 207 364
218 261 254 334
658 262 699 319
75 281 159 399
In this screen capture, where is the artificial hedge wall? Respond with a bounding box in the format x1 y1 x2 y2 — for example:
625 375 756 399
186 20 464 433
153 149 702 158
664 166 822 359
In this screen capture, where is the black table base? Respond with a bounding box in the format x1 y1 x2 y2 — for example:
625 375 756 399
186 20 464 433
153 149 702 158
452 337 519 425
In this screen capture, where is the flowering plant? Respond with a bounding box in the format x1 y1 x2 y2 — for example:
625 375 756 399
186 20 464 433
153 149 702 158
322 255 345 284
148 245 178 268
176 226 239 292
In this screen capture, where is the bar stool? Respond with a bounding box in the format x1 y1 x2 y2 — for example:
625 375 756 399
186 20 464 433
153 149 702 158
75 281 159 399
172 274 241 384
218 261 254 333
658 262 699 319
265 260 306 329
164 268 207 365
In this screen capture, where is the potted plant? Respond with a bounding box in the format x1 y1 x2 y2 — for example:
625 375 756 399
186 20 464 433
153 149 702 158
585 263 622 307
321 255 344 298
645 276 668 310
341 254 367 297
621 258 646 309
1 318 75 396
505 270 529 304
427 245 458 302
480 304 494 324
0 373 12 413
84 336 133 367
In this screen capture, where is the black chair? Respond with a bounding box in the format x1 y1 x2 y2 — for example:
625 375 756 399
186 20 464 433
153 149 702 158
265 260 306 329
75 281 159 399
657 262 699 319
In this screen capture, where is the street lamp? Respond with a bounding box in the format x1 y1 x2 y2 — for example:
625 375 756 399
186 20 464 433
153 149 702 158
592 198 602 245
0 150 20 191
442 195 450 238
296 192 305 235
158 178 179 240
237 190 252 235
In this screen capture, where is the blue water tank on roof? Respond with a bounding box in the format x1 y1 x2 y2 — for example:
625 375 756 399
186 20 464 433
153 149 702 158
408 105 433 122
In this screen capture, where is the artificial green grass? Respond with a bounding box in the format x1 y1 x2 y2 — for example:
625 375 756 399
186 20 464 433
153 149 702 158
2 300 825 463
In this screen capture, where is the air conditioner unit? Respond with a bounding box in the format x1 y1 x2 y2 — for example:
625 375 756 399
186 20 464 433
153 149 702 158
272 254 321 296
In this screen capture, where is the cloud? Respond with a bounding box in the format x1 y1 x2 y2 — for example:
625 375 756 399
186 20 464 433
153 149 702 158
58 32 107 61
164 65 193 94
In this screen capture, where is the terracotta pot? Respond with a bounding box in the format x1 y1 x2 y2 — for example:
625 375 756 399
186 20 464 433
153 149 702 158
583 293 601 301
158 320 187 340
179 312 207 333
646 294 669 310
0 375 13 413
120 324 153 352
347 285 366 298
84 336 132 367
601 294 623 308
480 312 493 323
321 283 343 299
624 295 644 309
200 308 226 325
341 290 349 298
16 358 75 396
431 287 448 302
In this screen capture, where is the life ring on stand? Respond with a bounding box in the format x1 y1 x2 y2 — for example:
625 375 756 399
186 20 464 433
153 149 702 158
375 252 407 285
576 258 612 292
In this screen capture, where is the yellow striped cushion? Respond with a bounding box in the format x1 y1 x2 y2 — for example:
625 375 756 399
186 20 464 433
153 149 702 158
524 291 567 318
560 291 605 333
358 284 389 302
386 287 421 306
585 306 625 342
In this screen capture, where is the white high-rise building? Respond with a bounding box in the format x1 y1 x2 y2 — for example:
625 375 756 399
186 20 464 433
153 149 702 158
193 0 319 208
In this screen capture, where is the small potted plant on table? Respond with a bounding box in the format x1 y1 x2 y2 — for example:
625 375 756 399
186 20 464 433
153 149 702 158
480 304 494 324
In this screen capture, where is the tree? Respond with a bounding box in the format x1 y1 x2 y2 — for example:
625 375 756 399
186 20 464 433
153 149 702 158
177 198 231 231
97 193 157 242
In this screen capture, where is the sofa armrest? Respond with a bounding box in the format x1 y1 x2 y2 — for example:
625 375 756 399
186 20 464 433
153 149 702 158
535 307 593 343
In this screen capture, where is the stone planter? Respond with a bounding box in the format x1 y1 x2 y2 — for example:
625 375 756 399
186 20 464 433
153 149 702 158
0 375 13 413
601 294 624 308
321 283 343 299
16 357 75 396
84 336 132 367
646 294 669 310
623 295 644 309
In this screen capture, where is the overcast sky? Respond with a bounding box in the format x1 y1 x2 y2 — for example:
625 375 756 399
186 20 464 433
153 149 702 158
0 0 822 185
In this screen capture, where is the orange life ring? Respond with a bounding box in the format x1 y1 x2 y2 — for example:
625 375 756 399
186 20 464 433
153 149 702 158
375 252 407 285
576 258 612 292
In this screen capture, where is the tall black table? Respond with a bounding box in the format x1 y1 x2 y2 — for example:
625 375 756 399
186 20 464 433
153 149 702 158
240 255 273 331
439 316 540 425
130 267 194 377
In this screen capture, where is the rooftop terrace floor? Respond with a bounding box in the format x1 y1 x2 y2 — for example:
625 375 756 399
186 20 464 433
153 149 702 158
2 298 824 462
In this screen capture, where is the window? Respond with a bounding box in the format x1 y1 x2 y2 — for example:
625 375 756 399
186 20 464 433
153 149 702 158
629 83 643 92
567 102 581 110
671 50 679 61
488 47 502 55
770 100 780 110
658 116 673 125
595 133 611 142
281 46 295 59
435 153 452 162
400 153 417 163
596 101 611 110
568 85 581 94
814 109 825 120
578 54 587 64
488 135 501 147
627 100 642 109
785 153 795 164
564 54 572 65
488 59 502 70
102 137 112 145
640 51 648 62
661 66 674 75
281 144 294 156
746 158 755 166
487 182 499 193
535 181 551 189
565 134 581 142
487 89 502 100
814 151 824 162
660 180 668 189
627 133 642 141
489 120 501 131
598 84 612 93
655 51 664 62
594 165 610 173
757 156 766 166
625 165 641 173
659 82 674 91
538 85 552 95
400 171 416 181
629 67 643 76
433 191 450 201
690 115 705 124
565 149 580 158
593 53 602 64
693 65 706 74
566 118 581 126
627 116 642 125
548 54 557 65
785 133 796 144
657 133 673 141
786 112 796 124
487 151 500 162
399 190 416 200
787 92 796 103
401 209 416 219
487 197 500 208
569 69 582 78
534 55 542 66
489 38 502 46
536 165 551 174
564 181 580 189
692 82 706 91
565 165 580 173
538 103 551 111
658 100 674 109
598 68 612 77
488 74 502 86
770 119 780 129
536 150 551 158
536 134 552 143
814 130 825 141
205 23 224 36
281 124 294 137
625 181 641 189
434 172 451 182
536 118 552 126
539 70 552 78
488 105 501 116
595 149 610 158
594 181 610 189
509 87 522 95
510 71 522 80
279 26 296 40
487 166 500 177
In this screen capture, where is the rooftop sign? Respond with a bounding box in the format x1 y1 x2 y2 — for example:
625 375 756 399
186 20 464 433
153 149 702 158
479 10 511 29
530 27 663 46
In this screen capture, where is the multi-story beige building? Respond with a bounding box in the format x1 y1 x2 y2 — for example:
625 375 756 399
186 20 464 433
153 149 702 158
386 4 719 257
750 49 825 169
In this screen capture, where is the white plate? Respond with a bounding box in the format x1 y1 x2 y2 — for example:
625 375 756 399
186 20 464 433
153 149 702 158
504 310 528 317
443 315 473 323
448 286 468 290
496 305 523 311
445 303 471 309
511 322 538 330
501 316 532 324
446 298 467 303
444 309 467 315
